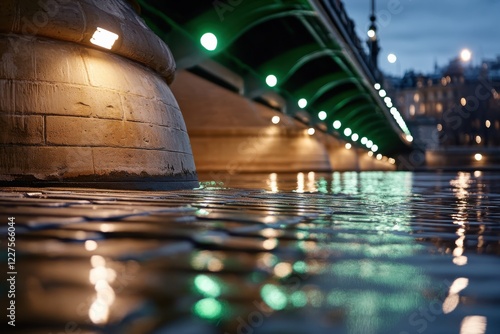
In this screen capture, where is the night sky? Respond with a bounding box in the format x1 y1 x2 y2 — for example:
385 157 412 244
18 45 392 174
342 0 500 76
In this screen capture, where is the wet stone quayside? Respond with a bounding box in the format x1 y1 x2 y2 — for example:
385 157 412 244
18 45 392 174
1 172 500 334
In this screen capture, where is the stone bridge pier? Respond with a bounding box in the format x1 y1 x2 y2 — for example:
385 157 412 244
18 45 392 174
0 0 198 189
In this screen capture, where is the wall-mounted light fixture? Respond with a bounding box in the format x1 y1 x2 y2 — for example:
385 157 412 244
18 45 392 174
90 27 119 50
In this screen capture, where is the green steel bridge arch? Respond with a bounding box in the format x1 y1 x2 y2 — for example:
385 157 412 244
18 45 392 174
138 0 413 156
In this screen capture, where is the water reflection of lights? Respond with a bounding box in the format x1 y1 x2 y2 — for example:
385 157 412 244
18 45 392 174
263 238 279 250
192 274 226 320
267 173 278 193
290 291 308 307
298 240 318 252
307 289 324 307
273 262 293 278
261 284 287 311
257 253 278 269
100 224 114 233
296 172 305 193
293 261 308 274
460 315 487 334
85 240 98 251
268 173 278 193
294 173 430 333
194 298 223 320
331 172 342 193
451 173 471 266
307 172 316 192
443 277 469 314
453 233 468 266
261 228 280 238
88 255 116 325
194 274 222 298
317 177 328 193
342 172 359 195
263 216 276 224
191 251 225 272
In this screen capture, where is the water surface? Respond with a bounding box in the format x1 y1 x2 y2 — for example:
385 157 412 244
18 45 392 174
2 171 499 334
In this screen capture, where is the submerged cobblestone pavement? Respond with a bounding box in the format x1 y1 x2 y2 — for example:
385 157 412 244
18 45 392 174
1 172 500 334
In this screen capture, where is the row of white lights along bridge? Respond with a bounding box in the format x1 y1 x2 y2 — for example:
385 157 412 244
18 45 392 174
199 32 407 166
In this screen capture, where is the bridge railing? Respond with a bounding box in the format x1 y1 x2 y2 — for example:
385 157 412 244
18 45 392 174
322 0 379 82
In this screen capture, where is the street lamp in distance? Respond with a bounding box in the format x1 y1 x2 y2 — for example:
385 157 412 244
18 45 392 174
387 53 397 64
460 49 472 62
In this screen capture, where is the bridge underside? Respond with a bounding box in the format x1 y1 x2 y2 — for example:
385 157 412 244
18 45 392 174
172 70 395 174
139 0 411 172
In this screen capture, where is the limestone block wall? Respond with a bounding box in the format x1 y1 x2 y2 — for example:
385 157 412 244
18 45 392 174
0 0 198 189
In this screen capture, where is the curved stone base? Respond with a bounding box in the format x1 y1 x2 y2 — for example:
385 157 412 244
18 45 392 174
0 34 198 189
0 176 199 191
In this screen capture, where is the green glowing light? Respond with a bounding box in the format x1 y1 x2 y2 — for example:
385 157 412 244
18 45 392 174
200 32 218 51
261 284 287 310
194 274 221 298
193 298 223 320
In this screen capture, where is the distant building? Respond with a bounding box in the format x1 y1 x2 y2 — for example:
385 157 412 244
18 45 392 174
391 56 500 149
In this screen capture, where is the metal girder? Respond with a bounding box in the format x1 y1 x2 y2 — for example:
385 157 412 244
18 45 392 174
139 0 412 155
317 91 372 117
169 3 316 54
341 105 375 126
293 73 357 103
256 45 343 83
327 101 369 125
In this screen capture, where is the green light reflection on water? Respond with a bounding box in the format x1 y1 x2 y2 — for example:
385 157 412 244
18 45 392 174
194 274 222 298
290 290 308 307
287 172 431 333
193 172 433 333
317 177 328 194
293 260 308 274
193 298 224 320
261 284 288 311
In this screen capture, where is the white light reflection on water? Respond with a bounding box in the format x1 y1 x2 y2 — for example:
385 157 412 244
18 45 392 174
267 173 278 193
307 172 316 192
443 277 469 314
451 173 471 267
460 316 487 334
296 172 305 193
88 255 116 325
